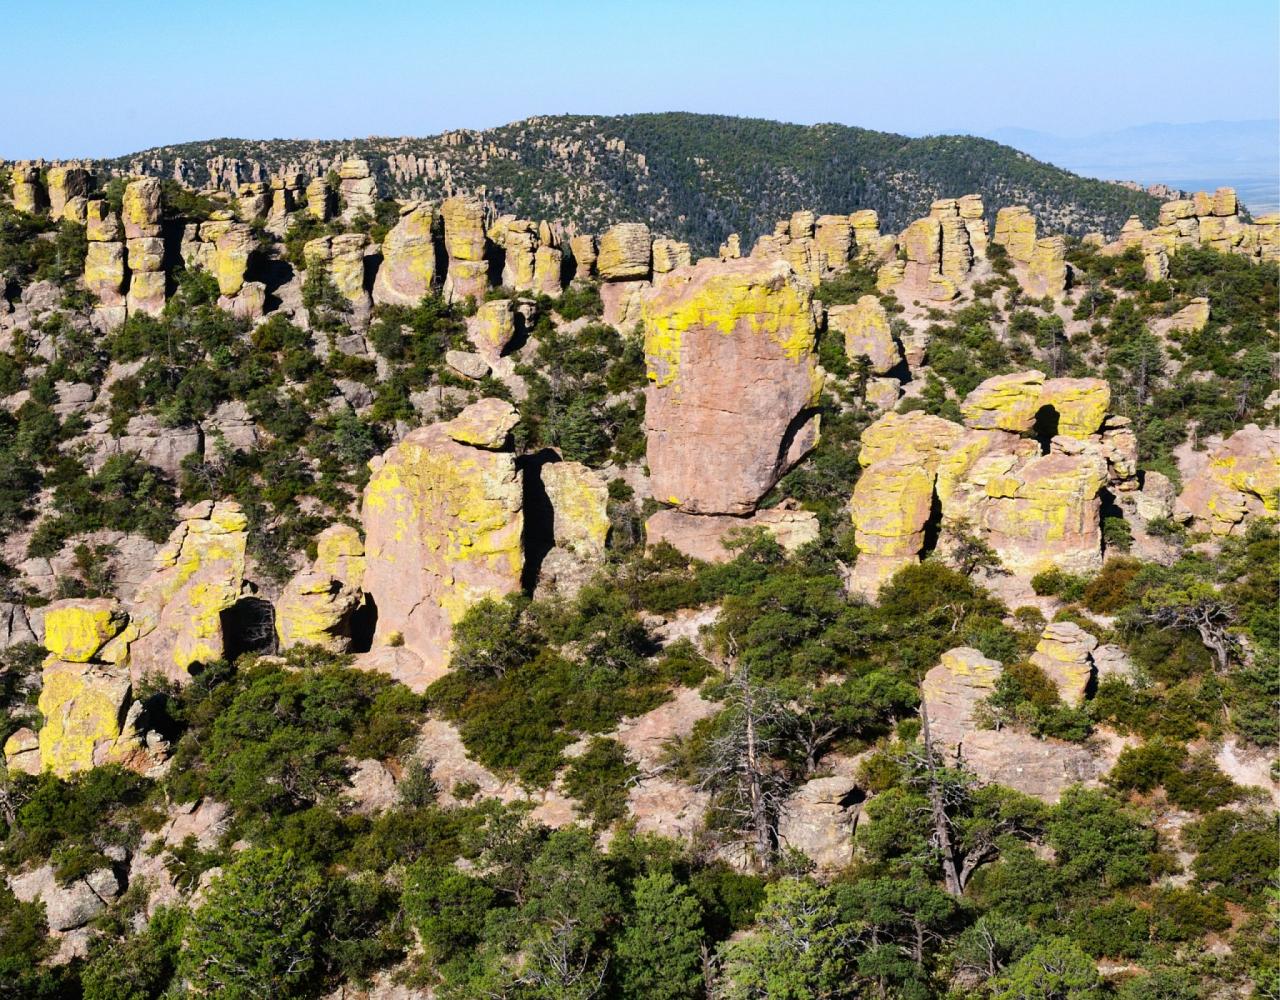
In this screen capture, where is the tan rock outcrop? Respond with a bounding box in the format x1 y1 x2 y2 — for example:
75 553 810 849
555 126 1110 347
372 202 437 306
46 166 93 217
778 775 861 870
360 399 523 684
305 177 333 221
921 646 1002 748
827 295 900 374
569 234 597 278
304 233 372 326
1024 236 1069 299
126 501 249 683
468 298 516 361
543 461 610 559
276 525 366 653
1029 621 1097 706
652 238 692 275
122 177 163 239
642 256 821 514
993 206 1036 263
646 508 819 563
9 162 46 214
597 222 651 280
1175 424 1280 535
338 158 378 220
237 182 270 220
962 371 1109 440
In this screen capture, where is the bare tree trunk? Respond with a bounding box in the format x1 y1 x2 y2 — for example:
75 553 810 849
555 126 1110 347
921 707 964 897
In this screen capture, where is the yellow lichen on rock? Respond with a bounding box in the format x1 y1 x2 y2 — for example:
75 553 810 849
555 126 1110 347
542 461 610 557
1040 378 1110 439
127 501 249 682
993 206 1036 263
42 599 127 663
827 295 899 375
37 660 135 777
961 371 1046 433
361 399 523 677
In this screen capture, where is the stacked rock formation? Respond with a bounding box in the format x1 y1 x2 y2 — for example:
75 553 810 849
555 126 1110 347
125 501 250 683
304 233 373 327
598 222 653 328
276 524 367 652
641 255 822 559
179 212 261 317
372 202 437 307
492 217 564 297
993 206 1037 263
9 161 47 213
122 177 166 318
652 237 693 279
338 158 378 220
1025 236 1069 298
361 398 523 686
268 172 304 224
849 370 1123 597
1175 424 1280 535
440 195 490 303
84 199 128 328
305 177 334 221
1105 187 1280 265
876 198 982 302
3 599 143 777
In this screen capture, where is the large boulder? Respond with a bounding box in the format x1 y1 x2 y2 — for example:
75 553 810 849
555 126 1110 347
597 223 651 280
827 295 900 374
921 647 1002 749
361 399 523 684
993 206 1036 263
373 202 437 306
37 659 138 776
642 256 821 514
41 599 127 663
441 195 489 303
962 370 1109 440
777 775 861 870
1176 424 1280 535
1029 621 1097 707
121 177 163 239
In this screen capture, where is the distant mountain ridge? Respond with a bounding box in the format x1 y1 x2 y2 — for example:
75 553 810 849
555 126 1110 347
984 120 1280 214
105 113 1164 254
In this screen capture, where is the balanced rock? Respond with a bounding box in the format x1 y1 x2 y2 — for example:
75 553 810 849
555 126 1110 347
42 599 127 663
642 255 821 514
373 202 437 306
827 295 899 374
569 234 597 278
361 399 523 684
305 177 333 221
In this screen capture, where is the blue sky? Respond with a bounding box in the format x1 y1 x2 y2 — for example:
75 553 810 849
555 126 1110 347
3 0 1278 158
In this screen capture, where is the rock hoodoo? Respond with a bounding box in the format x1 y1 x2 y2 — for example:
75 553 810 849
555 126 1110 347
360 399 523 686
642 255 821 516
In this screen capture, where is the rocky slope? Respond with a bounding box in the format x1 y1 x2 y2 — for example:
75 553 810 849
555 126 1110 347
0 154 1276 998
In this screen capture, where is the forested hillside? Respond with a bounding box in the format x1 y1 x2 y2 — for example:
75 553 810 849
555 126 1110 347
105 114 1163 254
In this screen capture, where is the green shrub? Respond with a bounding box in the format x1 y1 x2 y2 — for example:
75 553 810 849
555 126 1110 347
563 737 638 829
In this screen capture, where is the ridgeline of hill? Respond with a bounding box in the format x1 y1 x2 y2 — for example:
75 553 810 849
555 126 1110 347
109 113 1163 253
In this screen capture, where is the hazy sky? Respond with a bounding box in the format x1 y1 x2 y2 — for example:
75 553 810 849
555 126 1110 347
4 0 1278 158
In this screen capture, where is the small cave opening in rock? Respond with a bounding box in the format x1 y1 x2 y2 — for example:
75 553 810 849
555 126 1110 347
348 594 377 654
519 449 560 593
1032 404 1060 454
920 488 944 558
221 597 278 660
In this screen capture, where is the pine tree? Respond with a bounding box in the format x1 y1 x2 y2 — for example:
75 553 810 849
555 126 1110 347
615 871 706 1000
